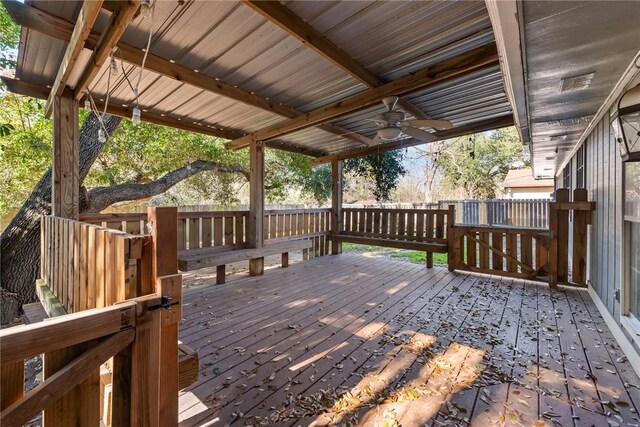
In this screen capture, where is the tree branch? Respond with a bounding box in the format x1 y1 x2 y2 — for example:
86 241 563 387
83 160 249 213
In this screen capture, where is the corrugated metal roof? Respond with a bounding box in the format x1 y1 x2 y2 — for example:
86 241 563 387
13 0 512 156
520 0 640 177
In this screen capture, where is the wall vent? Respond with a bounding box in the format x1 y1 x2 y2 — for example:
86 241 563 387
561 72 595 92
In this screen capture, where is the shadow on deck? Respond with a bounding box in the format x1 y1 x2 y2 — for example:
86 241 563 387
177 254 640 427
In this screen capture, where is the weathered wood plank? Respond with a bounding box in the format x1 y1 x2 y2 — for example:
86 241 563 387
1 302 136 364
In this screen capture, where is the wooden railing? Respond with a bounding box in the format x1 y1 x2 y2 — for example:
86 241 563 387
447 225 551 281
40 216 149 312
341 207 452 242
448 189 594 286
1 208 182 427
80 208 332 259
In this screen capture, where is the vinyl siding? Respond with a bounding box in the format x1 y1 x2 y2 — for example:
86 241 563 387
565 109 638 356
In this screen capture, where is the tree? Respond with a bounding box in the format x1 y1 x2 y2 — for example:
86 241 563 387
413 142 447 203
344 151 407 201
438 127 527 199
1 114 121 323
0 3 19 71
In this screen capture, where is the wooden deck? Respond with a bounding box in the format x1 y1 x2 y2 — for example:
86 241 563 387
177 254 640 426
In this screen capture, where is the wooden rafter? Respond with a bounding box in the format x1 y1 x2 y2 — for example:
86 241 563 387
226 44 500 150
73 0 140 102
310 115 514 164
44 0 104 118
243 0 432 120
1 77 327 157
2 0 370 147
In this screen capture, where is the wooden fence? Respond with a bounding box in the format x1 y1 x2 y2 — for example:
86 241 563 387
1 208 182 427
439 198 550 229
448 189 594 286
80 208 332 259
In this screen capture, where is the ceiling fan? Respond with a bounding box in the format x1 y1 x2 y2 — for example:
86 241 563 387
370 96 453 145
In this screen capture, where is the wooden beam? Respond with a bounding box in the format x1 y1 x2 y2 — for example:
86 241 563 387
243 0 382 87
311 115 514 164
0 330 134 427
330 159 343 254
0 302 137 364
52 89 79 219
0 77 327 157
243 0 431 120
248 141 265 275
485 0 530 144
44 0 104 117
2 0 369 147
226 44 499 150
73 0 139 101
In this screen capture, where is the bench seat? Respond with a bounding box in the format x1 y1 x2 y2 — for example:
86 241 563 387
178 239 313 282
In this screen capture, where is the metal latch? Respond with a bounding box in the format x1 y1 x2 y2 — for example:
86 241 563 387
149 295 179 311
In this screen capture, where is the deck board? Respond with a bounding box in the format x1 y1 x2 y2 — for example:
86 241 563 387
177 254 640 426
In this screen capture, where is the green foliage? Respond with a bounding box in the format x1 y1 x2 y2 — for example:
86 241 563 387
345 151 407 201
438 127 527 199
0 3 20 70
0 94 52 216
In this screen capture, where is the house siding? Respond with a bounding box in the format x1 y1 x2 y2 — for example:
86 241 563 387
563 108 638 357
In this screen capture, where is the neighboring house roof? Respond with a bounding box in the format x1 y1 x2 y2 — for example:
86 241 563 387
503 169 554 189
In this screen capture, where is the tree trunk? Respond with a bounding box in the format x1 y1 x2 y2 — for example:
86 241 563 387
0 114 121 323
0 114 252 324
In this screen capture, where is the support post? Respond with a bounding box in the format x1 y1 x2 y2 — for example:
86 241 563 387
248 141 265 275
556 189 570 284
51 89 79 219
152 207 179 426
127 207 180 426
447 205 457 271
548 189 569 287
45 90 98 427
572 188 589 285
331 159 343 254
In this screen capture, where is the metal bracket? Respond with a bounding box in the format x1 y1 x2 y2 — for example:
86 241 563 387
149 295 179 311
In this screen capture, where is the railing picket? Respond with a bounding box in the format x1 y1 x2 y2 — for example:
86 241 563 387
225 216 234 246
492 232 503 271
521 234 533 273
479 231 490 269
177 219 186 251
187 218 198 249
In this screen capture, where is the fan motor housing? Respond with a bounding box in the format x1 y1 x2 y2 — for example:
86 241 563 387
381 111 405 123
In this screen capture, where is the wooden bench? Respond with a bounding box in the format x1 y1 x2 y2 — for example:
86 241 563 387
331 234 448 267
178 239 313 284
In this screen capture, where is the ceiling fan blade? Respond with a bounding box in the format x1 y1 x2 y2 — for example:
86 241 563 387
401 126 438 143
371 135 382 145
401 119 453 130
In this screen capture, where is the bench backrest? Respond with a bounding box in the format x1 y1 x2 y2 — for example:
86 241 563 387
341 207 452 243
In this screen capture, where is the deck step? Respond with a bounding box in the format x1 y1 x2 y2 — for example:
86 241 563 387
178 343 199 390
22 302 48 324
